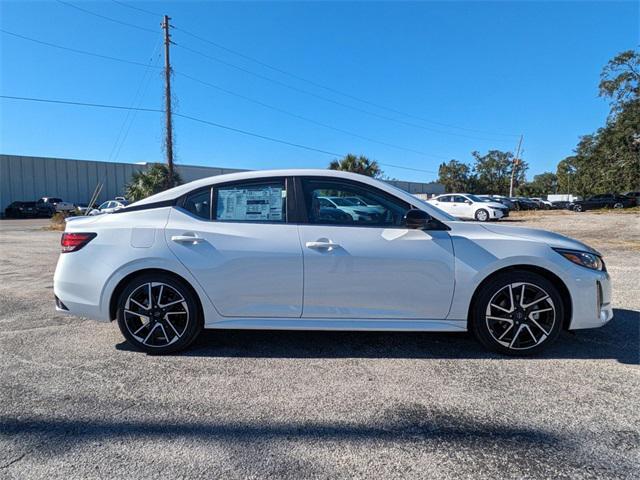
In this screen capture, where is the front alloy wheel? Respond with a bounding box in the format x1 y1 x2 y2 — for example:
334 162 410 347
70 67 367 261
471 271 563 355
475 209 489 222
117 274 202 354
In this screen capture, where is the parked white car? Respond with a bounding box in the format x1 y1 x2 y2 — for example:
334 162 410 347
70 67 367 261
428 194 508 221
88 199 129 216
317 196 379 221
530 197 554 209
54 170 612 356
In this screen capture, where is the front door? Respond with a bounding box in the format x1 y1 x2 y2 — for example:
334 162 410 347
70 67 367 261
165 178 303 318
297 177 455 319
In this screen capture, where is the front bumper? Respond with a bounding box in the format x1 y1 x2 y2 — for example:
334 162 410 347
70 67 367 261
567 268 613 330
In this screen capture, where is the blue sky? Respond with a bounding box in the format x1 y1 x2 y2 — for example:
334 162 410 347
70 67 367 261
0 1 637 182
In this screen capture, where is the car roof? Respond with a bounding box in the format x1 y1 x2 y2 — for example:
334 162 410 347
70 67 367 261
132 169 397 205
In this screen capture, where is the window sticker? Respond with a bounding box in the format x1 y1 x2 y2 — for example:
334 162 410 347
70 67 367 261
217 185 284 221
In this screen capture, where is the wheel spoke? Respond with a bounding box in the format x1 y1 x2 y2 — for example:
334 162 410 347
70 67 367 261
130 298 150 311
519 284 526 308
529 318 550 336
165 317 182 338
143 323 159 345
522 295 549 309
157 284 164 306
524 324 538 343
509 324 525 348
159 298 185 309
508 284 515 312
147 283 153 309
490 303 511 314
498 323 514 340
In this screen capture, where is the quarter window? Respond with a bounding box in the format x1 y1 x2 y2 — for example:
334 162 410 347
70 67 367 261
183 188 211 220
215 181 286 222
301 178 409 227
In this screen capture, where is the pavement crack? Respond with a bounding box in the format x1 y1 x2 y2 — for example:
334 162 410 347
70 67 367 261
1 453 26 469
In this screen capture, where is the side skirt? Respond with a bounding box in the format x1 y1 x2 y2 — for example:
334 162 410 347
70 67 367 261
204 318 467 332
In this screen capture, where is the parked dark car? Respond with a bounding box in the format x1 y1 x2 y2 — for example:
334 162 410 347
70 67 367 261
477 195 515 211
510 197 538 211
4 201 39 218
570 193 634 212
551 201 572 210
623 191 640 206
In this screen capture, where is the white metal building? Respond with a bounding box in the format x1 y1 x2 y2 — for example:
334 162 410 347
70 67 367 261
0 154 443 214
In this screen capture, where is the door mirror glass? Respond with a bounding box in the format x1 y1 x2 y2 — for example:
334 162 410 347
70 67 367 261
404 209 432 229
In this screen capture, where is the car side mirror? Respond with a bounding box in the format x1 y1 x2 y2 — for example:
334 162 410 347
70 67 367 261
465 200 472 205
404 209 432 229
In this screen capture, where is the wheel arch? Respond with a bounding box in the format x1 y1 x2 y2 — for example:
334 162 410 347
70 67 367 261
467 264 572 330
109 268 204 323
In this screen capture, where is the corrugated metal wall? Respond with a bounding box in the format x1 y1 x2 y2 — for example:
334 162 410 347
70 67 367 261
0 154 443 214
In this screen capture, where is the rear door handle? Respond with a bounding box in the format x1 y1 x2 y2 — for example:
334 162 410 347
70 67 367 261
171 234 203 244
306 241 340 250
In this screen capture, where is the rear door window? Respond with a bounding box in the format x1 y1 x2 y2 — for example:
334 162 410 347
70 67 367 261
214 180 286 223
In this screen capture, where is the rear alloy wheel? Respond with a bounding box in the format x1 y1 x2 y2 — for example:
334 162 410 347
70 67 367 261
613 202 624 209
116 273 202 354
475 208 489 222
574 204 583 212
471 271 563 355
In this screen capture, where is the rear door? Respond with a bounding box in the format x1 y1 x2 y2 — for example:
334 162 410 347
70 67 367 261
296 177 455 319
165 177 303 318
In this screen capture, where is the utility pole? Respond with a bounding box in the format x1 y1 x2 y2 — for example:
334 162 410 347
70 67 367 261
509 134 523 197
162 15 174 186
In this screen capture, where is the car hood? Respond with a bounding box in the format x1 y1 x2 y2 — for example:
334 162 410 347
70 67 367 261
483 202 507 209
479 223 599 255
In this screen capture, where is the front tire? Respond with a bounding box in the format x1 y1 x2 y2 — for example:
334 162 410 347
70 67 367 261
116 273 202 354
574 204 583 212
475 208 489 222
613 202 624 209
470 271 564 355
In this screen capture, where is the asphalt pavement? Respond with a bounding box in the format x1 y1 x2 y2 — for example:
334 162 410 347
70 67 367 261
0 217 638 479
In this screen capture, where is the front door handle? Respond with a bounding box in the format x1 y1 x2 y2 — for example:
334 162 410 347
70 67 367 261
306 241 339 250
171 234 203 244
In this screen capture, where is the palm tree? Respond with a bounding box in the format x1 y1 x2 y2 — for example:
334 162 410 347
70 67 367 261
125 164 183 201
328 154 382 177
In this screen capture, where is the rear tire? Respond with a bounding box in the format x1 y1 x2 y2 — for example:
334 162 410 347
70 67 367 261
574 204 583 212
613 202 624 209
470 271 564 356
116 273 203 354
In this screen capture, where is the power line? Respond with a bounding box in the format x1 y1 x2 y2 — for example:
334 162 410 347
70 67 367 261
111 0 162 17
0 94 439 174
0 29 159 68
173 25 519 138
54 0 516 140
175 70 448 160
109 39 163 161
55 0 157 34
174 42 511 143
2 27 447 160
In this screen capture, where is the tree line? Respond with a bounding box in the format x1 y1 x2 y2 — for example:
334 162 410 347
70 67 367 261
436 50 639 197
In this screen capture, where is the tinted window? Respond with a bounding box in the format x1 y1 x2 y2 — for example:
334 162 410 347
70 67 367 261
452 196 467 203
301 178 409 227
437 196 451 202
183 189 211 220
215 181 286 222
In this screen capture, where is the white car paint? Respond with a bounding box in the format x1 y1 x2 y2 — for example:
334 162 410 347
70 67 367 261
54 169 612 351
428 193 506 221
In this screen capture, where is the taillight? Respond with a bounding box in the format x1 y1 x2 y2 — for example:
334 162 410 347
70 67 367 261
61 232 97 253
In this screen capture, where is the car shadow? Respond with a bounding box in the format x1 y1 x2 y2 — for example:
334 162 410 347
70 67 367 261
116 308 639 364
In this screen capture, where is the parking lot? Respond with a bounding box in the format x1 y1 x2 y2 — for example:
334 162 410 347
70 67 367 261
1 212 638 479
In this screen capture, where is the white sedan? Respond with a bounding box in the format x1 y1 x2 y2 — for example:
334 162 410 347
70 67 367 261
428 193 508 221
54 170 612 355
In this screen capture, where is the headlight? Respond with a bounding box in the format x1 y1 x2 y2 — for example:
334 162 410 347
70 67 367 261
553 248 605 271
